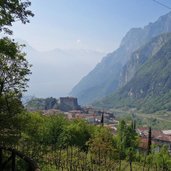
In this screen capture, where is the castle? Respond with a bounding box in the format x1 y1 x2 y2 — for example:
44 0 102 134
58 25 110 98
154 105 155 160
59 97 81 112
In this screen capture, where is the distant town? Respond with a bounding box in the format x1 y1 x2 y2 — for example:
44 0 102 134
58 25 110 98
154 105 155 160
29 96 119 130
27 96 171 154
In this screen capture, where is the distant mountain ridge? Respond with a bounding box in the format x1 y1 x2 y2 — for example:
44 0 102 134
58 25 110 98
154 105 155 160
70 11 171 105
94 32 171 113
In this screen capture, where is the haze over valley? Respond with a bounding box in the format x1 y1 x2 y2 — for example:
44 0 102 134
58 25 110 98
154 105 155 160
22 41 105 98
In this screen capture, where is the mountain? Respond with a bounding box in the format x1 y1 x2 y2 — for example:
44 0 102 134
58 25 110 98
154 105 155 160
120 33 171 87
94 33 171 113
19 41 105 98
70 11 171 105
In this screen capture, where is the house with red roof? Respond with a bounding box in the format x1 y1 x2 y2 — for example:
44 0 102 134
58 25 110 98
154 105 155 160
137 128 171 153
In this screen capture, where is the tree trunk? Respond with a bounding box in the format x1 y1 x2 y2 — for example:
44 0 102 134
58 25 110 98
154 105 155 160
129 160 132 171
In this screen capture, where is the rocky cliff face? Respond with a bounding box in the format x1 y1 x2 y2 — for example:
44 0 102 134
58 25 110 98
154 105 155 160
71 11 171 105
120 33 171 87
94 33 171 113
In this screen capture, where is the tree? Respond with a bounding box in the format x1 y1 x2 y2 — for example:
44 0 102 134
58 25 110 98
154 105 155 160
0 0 34 100
0 0 34 35
0 94 24 145
116 120 138 170
155 145 171 170
65 119 92 150
43 115 69 148
0 0 33 97
0 0 33 146
87 127 115 169
147 127 152 155
0 37 31 145
100 112 104 126
0 37 31 97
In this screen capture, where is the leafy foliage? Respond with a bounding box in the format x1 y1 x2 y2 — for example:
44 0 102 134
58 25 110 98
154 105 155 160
0 0 33 147
0 37 31 146
0 95 24 145
0 37 31 96
16 115 171 170
0 0 34 34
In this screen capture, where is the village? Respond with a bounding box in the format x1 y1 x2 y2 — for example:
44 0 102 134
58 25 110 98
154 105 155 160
39 97 171 154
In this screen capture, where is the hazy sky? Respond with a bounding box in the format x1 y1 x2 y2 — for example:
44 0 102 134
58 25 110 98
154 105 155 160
12 0 171 53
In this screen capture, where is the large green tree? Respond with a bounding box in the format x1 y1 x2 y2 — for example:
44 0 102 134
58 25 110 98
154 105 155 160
0 37 31 96
0 0 33 145
116 120 138 170
0 0 34 34
0 0 33 96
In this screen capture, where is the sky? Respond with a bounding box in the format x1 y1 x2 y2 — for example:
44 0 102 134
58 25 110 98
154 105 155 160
12 0 171 53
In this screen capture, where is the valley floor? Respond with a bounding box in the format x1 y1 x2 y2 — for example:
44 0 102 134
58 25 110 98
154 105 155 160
111 108 171 130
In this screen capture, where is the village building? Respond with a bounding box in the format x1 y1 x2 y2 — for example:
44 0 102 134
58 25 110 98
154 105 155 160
137 127 171 153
